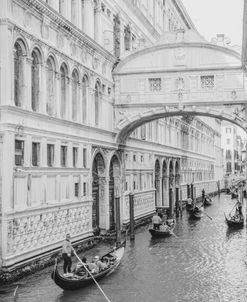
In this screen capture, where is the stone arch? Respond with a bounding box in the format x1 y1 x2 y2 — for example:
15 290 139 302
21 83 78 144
30 44 44 63
46 55 56 116
13 38 28 107
91 151 107 230
116 109 247 145
108 154 121 230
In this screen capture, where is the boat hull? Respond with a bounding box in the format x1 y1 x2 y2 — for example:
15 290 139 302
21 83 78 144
149 228 173 238
225 214 244 229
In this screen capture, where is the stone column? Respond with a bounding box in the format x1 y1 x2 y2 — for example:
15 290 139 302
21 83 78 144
67 77 72 121
94 0 102 45
40 64 47 114
83 0 94 39
50 0 59 11
26 57 32 111
66 0 72 22
99 177 108 230
77 0 82 30
0 24 13 105
56 73 61 119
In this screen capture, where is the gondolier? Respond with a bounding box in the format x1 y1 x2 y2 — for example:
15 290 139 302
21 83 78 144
62 234 75 277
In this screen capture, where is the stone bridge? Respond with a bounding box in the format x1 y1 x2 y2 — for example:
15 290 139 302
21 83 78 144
113 30 247 145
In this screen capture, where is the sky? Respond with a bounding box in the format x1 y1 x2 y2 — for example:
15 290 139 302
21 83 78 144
181 0 244 47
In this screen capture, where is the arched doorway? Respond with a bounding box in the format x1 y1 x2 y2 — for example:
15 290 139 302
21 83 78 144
92 153 105 229
169 161 174 216
175 161 180 213
155 159 161 206
162 160 167 206
109 155 121 231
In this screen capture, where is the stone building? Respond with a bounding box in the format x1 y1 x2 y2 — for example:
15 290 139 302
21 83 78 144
0 0 224 270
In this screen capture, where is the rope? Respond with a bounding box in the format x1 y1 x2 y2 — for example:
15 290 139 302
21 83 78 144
73 251 111 302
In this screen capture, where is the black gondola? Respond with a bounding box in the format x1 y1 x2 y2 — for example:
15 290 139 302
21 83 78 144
51 243 125 291
189 205 204 219
224 213 244 228
149 220 176 238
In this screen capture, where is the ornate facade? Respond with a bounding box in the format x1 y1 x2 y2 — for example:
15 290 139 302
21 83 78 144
0 0 223 269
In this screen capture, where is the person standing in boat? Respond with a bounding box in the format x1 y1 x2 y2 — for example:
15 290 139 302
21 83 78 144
62 233 75 277
152 211 162 230
236 200 243 216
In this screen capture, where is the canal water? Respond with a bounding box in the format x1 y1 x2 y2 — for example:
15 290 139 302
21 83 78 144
1 193 247 302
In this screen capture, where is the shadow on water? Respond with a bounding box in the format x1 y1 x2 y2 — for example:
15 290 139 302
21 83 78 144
225 226 244 241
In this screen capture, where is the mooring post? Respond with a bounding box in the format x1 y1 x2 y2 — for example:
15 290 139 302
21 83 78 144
115 195 121 246
129 192 135 240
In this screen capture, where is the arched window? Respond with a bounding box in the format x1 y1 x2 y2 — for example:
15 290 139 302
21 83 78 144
72 70 79 121
82 75 88 123
14 41 25 107
31 49 41 112
46 57 56 116
95 81 101 126
60 63 67 119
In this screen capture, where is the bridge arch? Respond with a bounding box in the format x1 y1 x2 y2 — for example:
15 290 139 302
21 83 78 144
113 30 247 146
116 109 247 145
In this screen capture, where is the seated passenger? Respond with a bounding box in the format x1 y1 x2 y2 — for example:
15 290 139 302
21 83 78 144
87 260 99 274
94 255 108 271
74 257 88 276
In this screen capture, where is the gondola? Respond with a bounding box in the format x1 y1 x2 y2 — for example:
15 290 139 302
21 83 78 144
149 219 176 238
189 205 204 219
203 196 213 206
224 213 244 228
51 242 125 291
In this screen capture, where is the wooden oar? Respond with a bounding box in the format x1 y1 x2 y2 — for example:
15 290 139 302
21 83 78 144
169 229 178 238
73 251 111 302
204 212 213 220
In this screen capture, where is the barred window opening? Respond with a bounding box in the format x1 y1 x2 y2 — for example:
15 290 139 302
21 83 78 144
149 78 161 92
200 75 214 89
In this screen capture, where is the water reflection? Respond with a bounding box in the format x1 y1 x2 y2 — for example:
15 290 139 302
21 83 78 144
1 194 247 302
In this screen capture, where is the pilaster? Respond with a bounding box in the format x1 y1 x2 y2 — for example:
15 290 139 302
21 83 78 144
83 0 95 39
0 24 13 105
2 132 14 211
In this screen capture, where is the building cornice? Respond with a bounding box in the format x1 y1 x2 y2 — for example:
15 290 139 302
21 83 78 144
171 0 196 30
17 0 116 64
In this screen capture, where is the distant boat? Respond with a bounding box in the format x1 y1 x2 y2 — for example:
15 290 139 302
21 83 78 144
203 196 213 206
186 198 194 211
189 204 204 219
225 200 244 229
149 219 176 238
225 213 244 228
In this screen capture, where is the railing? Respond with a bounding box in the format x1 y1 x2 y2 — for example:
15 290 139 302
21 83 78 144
4 200 92 265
